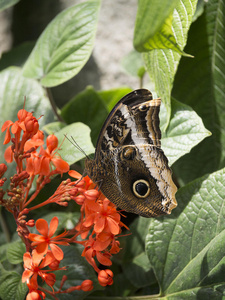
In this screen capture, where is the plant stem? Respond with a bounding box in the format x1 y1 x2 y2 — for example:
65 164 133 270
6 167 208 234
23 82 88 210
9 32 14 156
46 88 64 122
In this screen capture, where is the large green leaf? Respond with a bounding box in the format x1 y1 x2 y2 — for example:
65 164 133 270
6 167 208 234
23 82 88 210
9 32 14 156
146 167 225 298
0 264 27 300
6 241 25 264
122 218 156 290
61 87 108 146
172 0 225 184
134 0 179 52
121 50 146 79
160 98 211 166
97 87 132 111
22 0 100 87
0 67 54 188
143 0 198 127
0 0 20 11
53 122 95 165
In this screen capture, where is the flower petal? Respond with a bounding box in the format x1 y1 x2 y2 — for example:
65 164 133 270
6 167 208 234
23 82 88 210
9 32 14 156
96 252 112 266
36 243 48 257
32 249 45 265
68 170 82 179
50 243 64 261
40 251 55 268
48 216 58 237
23 252 32 268
22 269 33 282
94 216 105 233
39 157 50 176
36 219 49 236
52 157 69 173
107 217 120 235
29 233 45 242
1 120 13 132
4 146 13 163
3 126 12 144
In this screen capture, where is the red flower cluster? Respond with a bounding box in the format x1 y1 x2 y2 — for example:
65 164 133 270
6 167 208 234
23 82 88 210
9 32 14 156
0 109 128 299
69 171 128 286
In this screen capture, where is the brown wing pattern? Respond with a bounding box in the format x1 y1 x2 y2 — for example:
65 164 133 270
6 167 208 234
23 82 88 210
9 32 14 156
85 89 177 218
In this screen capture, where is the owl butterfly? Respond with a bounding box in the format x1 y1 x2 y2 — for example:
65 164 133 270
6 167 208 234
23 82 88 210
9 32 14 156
85 89 177 218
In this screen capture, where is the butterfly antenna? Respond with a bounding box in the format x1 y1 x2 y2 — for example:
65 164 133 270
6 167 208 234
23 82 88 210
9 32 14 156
64 135 90 160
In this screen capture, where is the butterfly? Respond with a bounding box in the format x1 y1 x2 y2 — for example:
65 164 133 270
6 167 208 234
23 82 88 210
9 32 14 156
85 89 177 217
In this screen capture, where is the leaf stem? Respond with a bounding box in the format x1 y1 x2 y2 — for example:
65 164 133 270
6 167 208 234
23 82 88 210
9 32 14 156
46 88 64 122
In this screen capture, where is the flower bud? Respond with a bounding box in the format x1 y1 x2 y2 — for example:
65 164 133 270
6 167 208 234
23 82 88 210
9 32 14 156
84 189 99 201
98 269 113 286
46 135 58 152
81 280 93 291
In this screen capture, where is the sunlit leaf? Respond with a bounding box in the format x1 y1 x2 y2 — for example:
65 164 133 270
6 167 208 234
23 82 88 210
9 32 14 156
23 0 101 87
160 98 211 165
172 0 225 184
143 0 198 127
134 0 178 52
146 167 225 298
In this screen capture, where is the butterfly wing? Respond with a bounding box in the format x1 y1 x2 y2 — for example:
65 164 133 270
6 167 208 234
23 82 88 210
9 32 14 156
95 89 161 157
85 89 177 217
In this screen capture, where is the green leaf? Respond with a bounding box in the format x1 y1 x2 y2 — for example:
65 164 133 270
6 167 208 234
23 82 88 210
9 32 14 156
104 273 136 297
134 0 179 52
123 252 156 289
121 218 156 290
146 167 225 298
143 0 198 127
0 42 34 71
54 122 95 165
43 121 66 135
122 217 151 263
160 98 211 166
172 0 225 184
0 244 8 262
0 264 27 300
61 87 108 146
192 0 205 22
0 67 55 189
97 87 132 111
22 0 101 87
0 0 20 11
6 241 26 264
121 50 145 78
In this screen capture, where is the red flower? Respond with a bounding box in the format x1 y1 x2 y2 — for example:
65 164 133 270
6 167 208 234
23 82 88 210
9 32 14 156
29 217 69 260
1 109 42 168
37 135 69 175
24 130 44 152
22 251 56 287
1 109 40 146
26 276 46 300
92 198 121 235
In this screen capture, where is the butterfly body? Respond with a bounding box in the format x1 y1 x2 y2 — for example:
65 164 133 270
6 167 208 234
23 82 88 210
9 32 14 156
85 89 177 218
